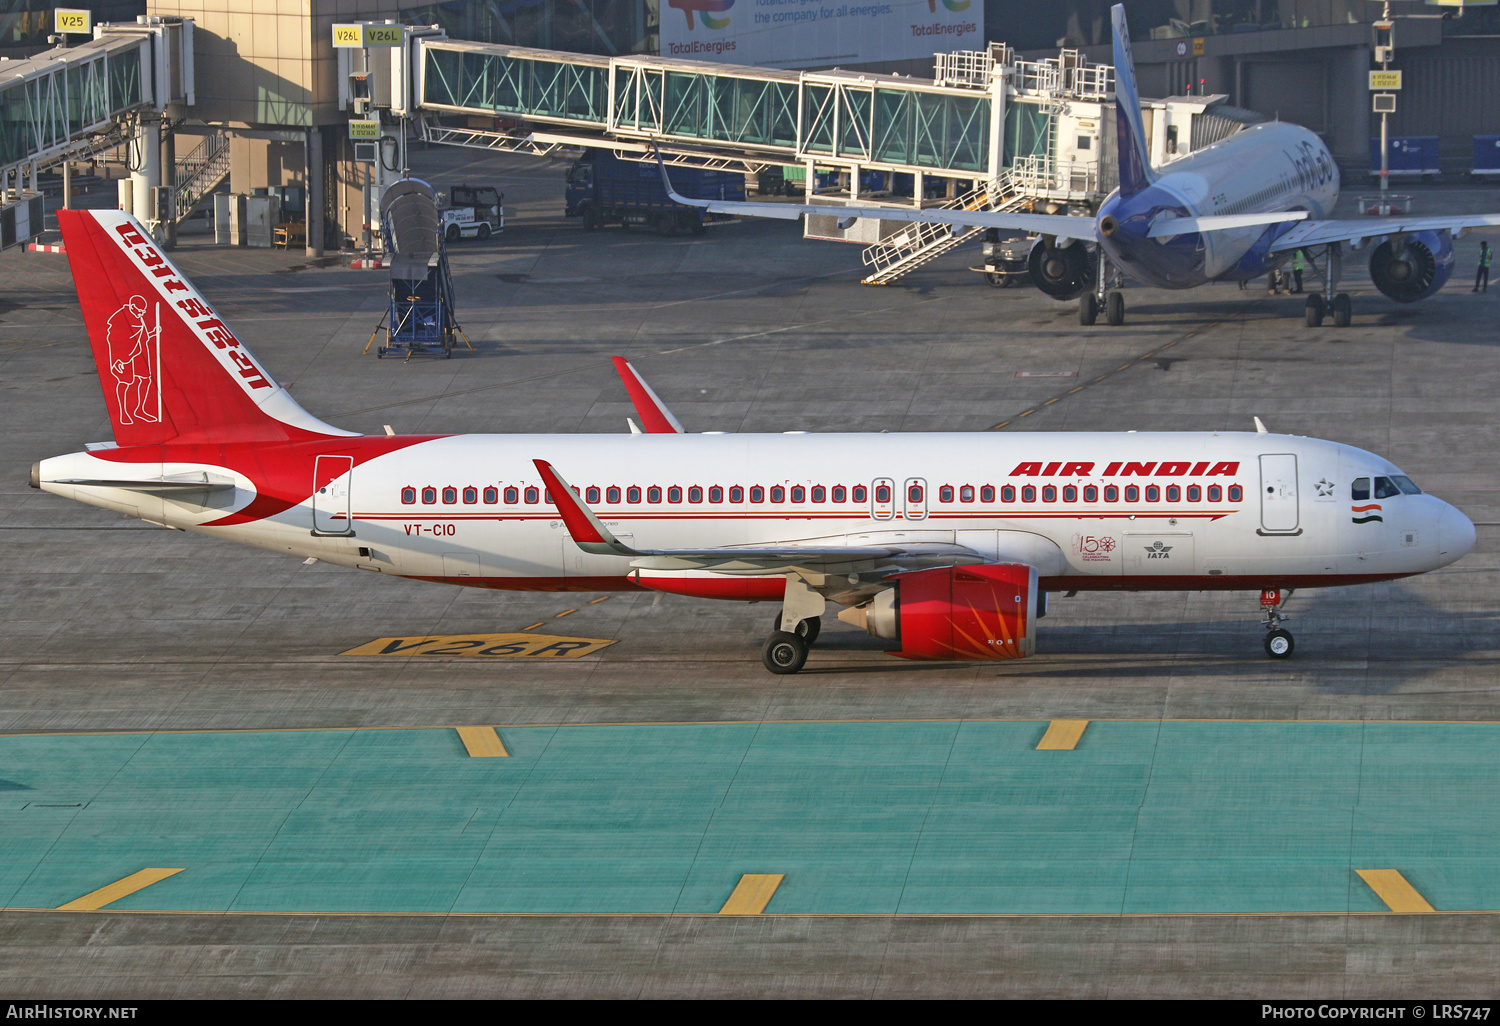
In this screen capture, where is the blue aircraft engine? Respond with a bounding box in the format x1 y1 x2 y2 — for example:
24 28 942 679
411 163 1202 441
1027 237 1096 300
1368 230 1454 303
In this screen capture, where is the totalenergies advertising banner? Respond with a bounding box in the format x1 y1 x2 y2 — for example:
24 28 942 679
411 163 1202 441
660 0 984 70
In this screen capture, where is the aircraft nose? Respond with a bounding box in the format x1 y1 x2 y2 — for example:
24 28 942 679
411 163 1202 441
1438 503 1476 562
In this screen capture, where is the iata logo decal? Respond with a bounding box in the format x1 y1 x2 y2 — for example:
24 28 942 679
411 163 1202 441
1143 540 1173 559
669 0 733 30
1073 534 1117 562
1352 503 1383 524
106 295 160 425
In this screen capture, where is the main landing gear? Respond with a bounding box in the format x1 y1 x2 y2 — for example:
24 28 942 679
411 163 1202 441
1079 249 1126 326
1303 243 1352 329
1260 587 1294 659
762 616 821 674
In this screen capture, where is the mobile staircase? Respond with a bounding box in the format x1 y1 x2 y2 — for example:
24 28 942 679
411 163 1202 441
364 179 472 360
859 170 1035 285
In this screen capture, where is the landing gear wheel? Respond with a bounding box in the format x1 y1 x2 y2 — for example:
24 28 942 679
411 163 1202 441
1331 293 1352 328
1079 293 1099 325
762 631 809 674
771 615 821 645
1264 629 1294 659
581 205 599 231
478 223 491 241
1304 294 1325 327
1105 290 1125 326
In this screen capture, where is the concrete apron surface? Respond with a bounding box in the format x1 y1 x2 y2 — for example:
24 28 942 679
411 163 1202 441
4 719 1496 917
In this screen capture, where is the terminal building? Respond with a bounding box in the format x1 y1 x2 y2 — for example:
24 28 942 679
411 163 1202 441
1 0 1496 258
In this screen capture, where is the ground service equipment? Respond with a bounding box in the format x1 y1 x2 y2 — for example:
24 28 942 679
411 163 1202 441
565 150 743 235
372 179 468 360
439 183 503 242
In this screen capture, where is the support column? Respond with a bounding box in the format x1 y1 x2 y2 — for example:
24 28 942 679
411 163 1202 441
305 127 324 257
131 115 160 235
61 160 71 210
160 128 176 248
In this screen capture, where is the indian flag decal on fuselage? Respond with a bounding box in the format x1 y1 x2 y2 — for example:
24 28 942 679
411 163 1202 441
1352 503 1383 524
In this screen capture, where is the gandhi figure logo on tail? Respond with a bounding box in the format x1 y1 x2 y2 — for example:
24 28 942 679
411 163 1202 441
105 295 159 425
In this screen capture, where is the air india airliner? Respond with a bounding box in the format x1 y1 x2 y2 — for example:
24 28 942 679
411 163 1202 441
33 209 1474 672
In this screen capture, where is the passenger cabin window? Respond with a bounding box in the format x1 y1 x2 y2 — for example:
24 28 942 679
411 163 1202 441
908 484 923 503
1125 485 1140 502
401 487 416 504
524 486 539 504
1022 485 1036 502
648 486 662 503
811 486 825 502
875 483 891 503
709 486 723 503
422 487 437 504
1187 485 1201 501
852 485 867 502
1001 485 1016 502
1208 485 1222 502
730 486 744 502
484 486 498 504
832 485 846 502
1351 478 1371 501
1166 485 1180 502
1042 485 1056 502
606 486 621 504
1084 485 1098 502
980 485 994 502
442 487 457 504
1105 485 1119 502
667 486 681 503
463 487 478 504
627 486 641 503
791 486 805 502
688 486 702 503
1145 485 1160 502
1374 477 1402 500
939 485 954 503
504 487 518 504
771 486 785 502
1063 485 1077 502
960 485 974 502
750 486 765 503
585 486 600 503
1228 485 1243 502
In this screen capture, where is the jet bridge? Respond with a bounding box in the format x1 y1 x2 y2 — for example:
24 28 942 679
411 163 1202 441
0 17 192 248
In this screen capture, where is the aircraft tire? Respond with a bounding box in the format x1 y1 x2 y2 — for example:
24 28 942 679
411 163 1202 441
1079 293 1098 325
1105 290 1125 326
762 631 809 674
770 615 821 645
1331 293 1352 328
1304 295 1325 327
1264 629 1294 659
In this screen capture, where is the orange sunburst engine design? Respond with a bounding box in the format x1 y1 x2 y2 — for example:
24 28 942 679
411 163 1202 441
890 564 1036 661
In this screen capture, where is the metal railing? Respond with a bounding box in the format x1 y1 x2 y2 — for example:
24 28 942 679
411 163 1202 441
171 128 230 224
860 170 1034 284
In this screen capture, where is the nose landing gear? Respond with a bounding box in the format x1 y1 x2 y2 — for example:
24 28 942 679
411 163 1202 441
1260 587 1294 659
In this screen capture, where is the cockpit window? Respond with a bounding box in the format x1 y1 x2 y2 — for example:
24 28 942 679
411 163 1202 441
1374 477 1402 500
1391 475 1422 495
1351 478 1370 501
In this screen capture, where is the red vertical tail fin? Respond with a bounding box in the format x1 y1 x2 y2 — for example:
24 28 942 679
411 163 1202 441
57 210 355 445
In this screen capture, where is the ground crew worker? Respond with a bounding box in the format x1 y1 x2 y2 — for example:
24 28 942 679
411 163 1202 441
1291 249 1305 294
1476 241 1492 293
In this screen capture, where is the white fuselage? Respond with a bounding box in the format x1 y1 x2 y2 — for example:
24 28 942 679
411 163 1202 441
40 430 1473 593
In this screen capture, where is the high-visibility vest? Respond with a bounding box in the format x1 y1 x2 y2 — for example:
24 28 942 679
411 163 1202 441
1483 249 1494 269
1292 251 1304 271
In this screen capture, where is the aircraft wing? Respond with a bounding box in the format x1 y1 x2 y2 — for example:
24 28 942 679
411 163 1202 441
534 459 983 575
1268 214 1500 252
611 356 684 434
659 158 1095 238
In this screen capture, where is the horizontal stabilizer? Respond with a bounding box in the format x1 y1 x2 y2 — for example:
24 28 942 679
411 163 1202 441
1147 211 1309 238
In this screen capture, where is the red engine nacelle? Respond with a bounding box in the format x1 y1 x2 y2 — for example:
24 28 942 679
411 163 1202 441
846 564 1038 661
